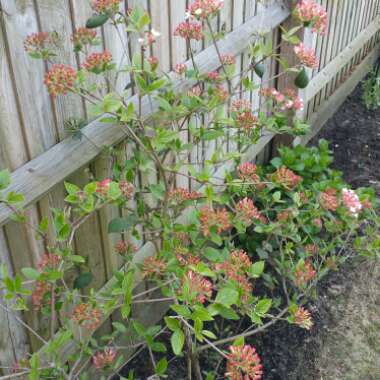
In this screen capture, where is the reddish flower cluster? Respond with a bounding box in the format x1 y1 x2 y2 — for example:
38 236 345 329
319 188 338 211
91 0 121 14
24 32 57 55
96 178 112 197
142 256 167 278
294 43 319 68
277 209 292 222
214 85 229 102
119 180 134 199
37 253 61 271
92 347 117 369
71 28 97 50
114 240 137 255
174 21 204 41
226 345 263 380
342 188 362 217
274 167 302 190
188 85 202 97
187 0 224 19
175 63 187 75
183 270 213 303
148 56 159 69
261 88 304 112
294 306 314 330
169 187 202 203
294 261 316 287
32 280 51 310
231 99 251 113
216 249 252 277
207 71 222 82
44 64 77 97
294 0 328 35
82 51 112 73
236 111 259 131
199 206 231 236
304 243 318 255
220 54 236 66
71 303 102 330
236 198 266 225
176 247 201 267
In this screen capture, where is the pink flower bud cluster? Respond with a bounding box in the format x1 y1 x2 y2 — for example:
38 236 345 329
226 345 263 380
319 188 338 211
294 306 314 330
294 43 319 68
174 21 204 41
199 206 231 237
220 54 236 66
295 261 316 287
82 51 112 73
187 0 224 19
71 303 102 330
142 256 167 278
341 188 362 217
216 249 252 277
274 167 302 190
37 253 61 271
44 64 77 97
294 0 328 35
24 32 57 55
114 240 137 255
236 198 267 225
92 347 117 369
71 28 97 49
96 178 112 197
183 270 213 303
91 0 121 14
169 187 202 203
261 88 304 112
175 63 187 75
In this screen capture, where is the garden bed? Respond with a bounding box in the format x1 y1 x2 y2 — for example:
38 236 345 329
118 82 380 380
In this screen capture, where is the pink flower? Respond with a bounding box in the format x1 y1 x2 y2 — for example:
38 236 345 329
199 206 231 236
71 303 102 330
294 307 313 330
214 85 228 102
295 261 316 287
342 188 362 217
169 188 202 203
114 240 137 255
207 70 221 81
37 253 61 271
175 63 187 75
231 99 252 113
236 198 266 225
24 32 58 57
294 43 319 68
183 270 213 303
82 51 113 73
32 281 51 310
91 0 121 14
96 178 112 197
188 0 224 19
119 180 134 199
273 167 302 190
226 345 263 380
319 188 338 211
92 347 117 369
142 256 167 278
44 64 77 97
216 249 252 277
148 56 159 69
71 28 97 50
174 21 204 41
294 0 328 35
220 54 236 66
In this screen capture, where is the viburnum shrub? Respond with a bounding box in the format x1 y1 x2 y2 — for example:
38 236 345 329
0 1 379 379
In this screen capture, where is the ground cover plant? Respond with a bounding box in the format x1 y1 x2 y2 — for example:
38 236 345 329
0 1 379 379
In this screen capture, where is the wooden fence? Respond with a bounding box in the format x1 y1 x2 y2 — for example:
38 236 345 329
0 0 379 375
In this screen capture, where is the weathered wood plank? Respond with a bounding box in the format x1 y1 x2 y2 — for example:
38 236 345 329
0 2 291 227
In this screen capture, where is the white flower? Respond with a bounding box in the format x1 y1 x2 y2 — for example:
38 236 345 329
151 28 161 37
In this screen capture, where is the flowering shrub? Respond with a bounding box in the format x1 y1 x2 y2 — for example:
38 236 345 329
1 1 379 379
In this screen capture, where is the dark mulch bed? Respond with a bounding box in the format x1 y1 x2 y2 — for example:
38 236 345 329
119 82 380 380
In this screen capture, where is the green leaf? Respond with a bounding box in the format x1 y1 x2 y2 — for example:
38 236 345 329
171 329 185 355
215 288 239 307
0 170 11 190
232 336 245 346
108 215 138 233
64 182 80 195
171 304 192 318
156 357 168 375
255 298 272 315
294 67 310 89
165 317 181 332
203 247 226 263
73 272 93 289
21 268 40 280
249 261 265 278
86 14 109 29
